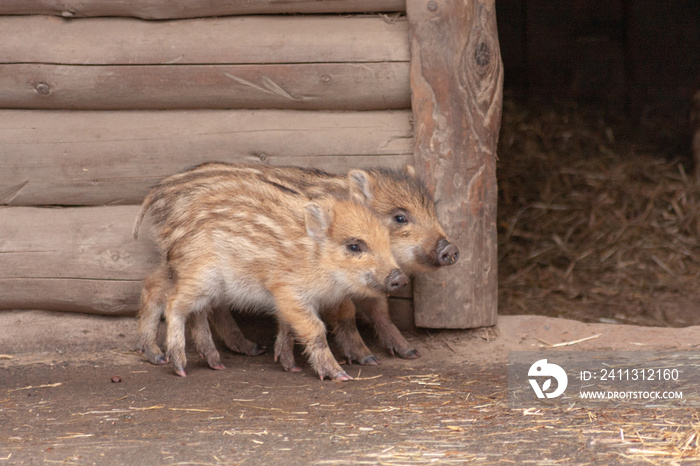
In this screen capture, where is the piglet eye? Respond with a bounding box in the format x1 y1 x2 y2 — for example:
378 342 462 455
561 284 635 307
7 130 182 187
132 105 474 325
394 214 408 224
346 239 367 254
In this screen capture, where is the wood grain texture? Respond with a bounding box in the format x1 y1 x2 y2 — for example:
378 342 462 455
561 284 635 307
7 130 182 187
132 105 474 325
407 0 503 328
0 0 406 19
0 279 142 316
0 109 414 206
0 63 410 110
0 16 408 65
0 206 158 315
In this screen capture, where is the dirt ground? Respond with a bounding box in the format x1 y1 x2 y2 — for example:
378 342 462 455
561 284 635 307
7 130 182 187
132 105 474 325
2 310 700 465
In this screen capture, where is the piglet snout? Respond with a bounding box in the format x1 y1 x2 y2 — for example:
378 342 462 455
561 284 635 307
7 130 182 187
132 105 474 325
436 238 459 266
386 269 409 292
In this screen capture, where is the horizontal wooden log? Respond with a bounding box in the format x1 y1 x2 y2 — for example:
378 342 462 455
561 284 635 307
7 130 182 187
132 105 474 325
0 279 142 316
0 1 406 19
0 63 410 110
0 206 412 316
0 16 409 65
0 206 156 315
0 109 414 206
0 206 158 280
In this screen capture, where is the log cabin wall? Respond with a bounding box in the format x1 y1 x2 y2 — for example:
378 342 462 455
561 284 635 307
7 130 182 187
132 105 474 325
0 1 414 317
0 0 502 329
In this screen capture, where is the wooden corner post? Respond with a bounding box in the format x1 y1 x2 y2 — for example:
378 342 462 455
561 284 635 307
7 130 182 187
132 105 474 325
407 0 503 328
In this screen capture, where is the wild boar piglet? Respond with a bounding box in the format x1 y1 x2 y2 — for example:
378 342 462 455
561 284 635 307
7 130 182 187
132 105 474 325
179 163 459 365
134 168 407 380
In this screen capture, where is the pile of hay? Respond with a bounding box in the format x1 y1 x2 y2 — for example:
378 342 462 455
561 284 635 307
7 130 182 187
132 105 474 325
497 98 700 326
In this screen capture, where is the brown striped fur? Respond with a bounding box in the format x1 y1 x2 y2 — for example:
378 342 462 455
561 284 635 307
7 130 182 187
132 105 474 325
135 166 405 380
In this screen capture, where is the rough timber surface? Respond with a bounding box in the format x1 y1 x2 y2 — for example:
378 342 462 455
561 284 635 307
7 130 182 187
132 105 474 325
408 0 503 329
0 110 413 206
0 206 158 315
0 15 409 110
1 313 699 464
0 16 408 65
0 63 410 111
0 0 406 19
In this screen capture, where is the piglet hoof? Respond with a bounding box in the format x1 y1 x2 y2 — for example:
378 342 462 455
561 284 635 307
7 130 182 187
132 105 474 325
174 367 187 377
144 354 168 365
329 371 353 382
359 355 381 366
210 363 226 371
138 345 169 365
249 344 267 356
398 348 421 359
275 351 300 373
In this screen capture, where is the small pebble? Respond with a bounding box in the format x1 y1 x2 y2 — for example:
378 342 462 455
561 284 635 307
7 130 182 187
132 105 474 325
111 376 122 383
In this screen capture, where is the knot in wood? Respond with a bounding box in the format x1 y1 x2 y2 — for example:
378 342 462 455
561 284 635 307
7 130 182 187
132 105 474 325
35 83 51 95
474 41 491 67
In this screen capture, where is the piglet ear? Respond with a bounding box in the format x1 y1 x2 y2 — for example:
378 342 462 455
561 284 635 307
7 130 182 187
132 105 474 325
404 165 417 177
304 202 333 240
348 169 373 205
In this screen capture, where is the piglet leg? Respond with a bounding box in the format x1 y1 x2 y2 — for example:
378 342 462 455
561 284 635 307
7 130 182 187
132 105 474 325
273 321 301 373
137 270 169 365
357 297 420 359
189 310 225 370
274 289 352 381
327 298 380 366
209 306 267 356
